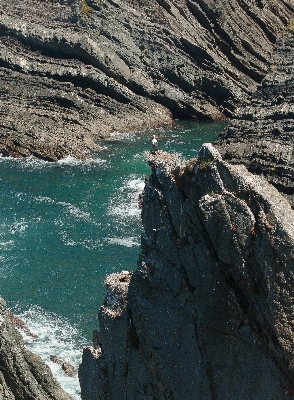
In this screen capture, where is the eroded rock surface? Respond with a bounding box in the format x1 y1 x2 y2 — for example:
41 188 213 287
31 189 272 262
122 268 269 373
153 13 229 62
80 144 294 399
0 297 73 400
1 0 294 159
215 28 294 205
50 355 77 377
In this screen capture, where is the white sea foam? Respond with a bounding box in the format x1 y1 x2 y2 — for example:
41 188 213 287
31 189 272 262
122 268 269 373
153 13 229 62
58 156 84 165
109 204 140 218
60 234 102 249
0 155 48 167
0 240 14 247
107 175 145 221
57 202 92 222
107 236 140 247
36 196 53 203
12 305 85 400
133 153 144 159
35 196 96 224
57 156 106 166
0 154 106 172
109 131 138 141
9 219 28 235
125 178 145 191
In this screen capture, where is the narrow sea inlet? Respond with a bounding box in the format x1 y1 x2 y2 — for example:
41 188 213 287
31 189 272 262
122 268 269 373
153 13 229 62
0 121 225 398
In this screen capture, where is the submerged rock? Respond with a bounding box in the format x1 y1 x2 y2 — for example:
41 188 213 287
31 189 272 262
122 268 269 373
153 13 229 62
0 0 293 160
80 142 294 399
50 355 64 365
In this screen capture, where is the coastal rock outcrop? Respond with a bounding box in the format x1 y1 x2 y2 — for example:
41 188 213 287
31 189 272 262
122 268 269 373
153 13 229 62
50 355 77 377
78 18 294 399
1 0 294 159
0 296 73 400
79 144 294 399
215 27 294 205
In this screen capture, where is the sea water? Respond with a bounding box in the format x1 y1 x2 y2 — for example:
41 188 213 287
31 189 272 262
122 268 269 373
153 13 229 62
0 121 225 398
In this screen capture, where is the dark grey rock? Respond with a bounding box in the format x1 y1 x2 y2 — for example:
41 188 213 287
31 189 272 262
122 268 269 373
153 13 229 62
1 0 293 160
79 25 294 398
215 29 294 205
80 144 294 399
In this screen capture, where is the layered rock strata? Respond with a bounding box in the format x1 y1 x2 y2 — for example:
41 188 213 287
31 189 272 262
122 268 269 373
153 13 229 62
0 296 73 400
215 28 294 205
1 0 294 159
80 144 294 399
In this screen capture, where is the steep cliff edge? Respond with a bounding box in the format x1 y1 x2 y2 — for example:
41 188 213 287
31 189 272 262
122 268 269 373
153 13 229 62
0 296 73 400
1 0 294 160
215 27 294 205
79 144 294 399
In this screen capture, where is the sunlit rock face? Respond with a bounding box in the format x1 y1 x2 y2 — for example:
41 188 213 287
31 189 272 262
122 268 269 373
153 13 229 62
215 31 294 206
1 0 294 160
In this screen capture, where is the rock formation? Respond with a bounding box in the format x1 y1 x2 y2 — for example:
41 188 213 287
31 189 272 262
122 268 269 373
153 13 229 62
50 355 77 377
78 20 294 398
8 310 39 338
1 0 294 160
2 1 294 399
0 297 73 400
80 143 294 399
215 26 294 205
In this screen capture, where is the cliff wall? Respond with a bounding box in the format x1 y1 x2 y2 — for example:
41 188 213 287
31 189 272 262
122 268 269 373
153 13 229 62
79 27 294 398
80 144 294 399
1 0 294 159
215 28 294 205
0 296 73 400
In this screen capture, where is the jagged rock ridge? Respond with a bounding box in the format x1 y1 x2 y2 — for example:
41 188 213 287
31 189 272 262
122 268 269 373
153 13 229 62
0 0 294 159
78 28 294 399
80 144 294 399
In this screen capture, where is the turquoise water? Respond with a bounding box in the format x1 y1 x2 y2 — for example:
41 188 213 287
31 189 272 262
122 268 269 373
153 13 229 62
0 121 225 398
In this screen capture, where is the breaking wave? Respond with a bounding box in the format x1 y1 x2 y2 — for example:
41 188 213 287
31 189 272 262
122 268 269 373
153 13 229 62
12 305 85 400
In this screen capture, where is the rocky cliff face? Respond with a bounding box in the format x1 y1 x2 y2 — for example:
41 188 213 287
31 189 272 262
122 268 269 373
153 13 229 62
1 0 294 160
79 23 294 398
215 28 294 205
0 296 73 400
79 142 294 399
